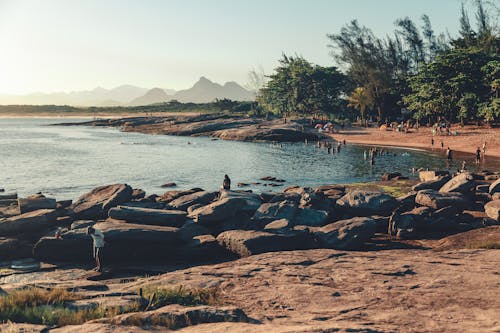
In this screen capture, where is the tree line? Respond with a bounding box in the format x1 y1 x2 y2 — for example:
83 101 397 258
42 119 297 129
257 1 499 125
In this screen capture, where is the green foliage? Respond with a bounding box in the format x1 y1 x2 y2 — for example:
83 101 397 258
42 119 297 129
258 55 346 117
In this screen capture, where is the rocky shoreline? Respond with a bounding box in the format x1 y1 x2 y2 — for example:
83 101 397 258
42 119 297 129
1 169 500 331
57 113 327 142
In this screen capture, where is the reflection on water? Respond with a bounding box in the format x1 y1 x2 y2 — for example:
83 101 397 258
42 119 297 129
0 118 498 200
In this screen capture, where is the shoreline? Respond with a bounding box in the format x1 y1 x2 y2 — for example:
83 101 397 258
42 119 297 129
328 125 500 159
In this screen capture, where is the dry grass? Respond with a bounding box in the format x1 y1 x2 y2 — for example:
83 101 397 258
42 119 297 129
142 285 222 309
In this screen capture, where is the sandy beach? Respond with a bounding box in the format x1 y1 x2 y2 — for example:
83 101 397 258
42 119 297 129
329 125 500 159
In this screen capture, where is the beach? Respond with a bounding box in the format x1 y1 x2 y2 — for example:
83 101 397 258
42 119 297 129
329 125 500 159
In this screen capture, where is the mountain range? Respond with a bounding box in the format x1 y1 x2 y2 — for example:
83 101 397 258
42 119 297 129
0 77 255 106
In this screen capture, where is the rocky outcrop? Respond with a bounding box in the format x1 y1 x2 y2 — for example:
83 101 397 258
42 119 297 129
167 191 217 211
216 229 311 257
108 206 187 227
0 237 32 259
419 170 449 182
412 175 451 191
489 178 500 195
415 190 469 210
0 209 58 236
70 184 133 219
313 217 378 250
252 201 298 226
219 190 262 213
439 172 476 194
293 208 329 227
188 197 245 225
336 190 397 216
18 194 56 214
34 221 182 262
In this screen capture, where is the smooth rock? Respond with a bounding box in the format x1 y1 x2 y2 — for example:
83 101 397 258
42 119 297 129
108 206 187 227
314 216 378 250
157 188 203 203
264 219 293 232
412 175 452 191
439 172 476 194
252 201 298 226
70 184 133 219
168 191 217 211
0 237 32 259
219 190 262 213
293 208 329 227
336 190 397 216
415 190 469 210
484 200 500 222
0 209 58 236
18 195 56 214
489 178 500 195
381 172 402 181
216 229 311 257
419 170 449 182
188 197 245 225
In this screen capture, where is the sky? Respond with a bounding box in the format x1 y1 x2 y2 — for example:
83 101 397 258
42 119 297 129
0 0 482 94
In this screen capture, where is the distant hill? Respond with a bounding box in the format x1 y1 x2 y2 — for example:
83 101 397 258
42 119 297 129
129 88 170 106
171 77 255 103
0 77 255 106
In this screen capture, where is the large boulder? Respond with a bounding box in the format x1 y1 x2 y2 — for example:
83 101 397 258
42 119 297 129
336 190 397 216
167 191 217 211
252 201 298 226
389 212 417 239
484 200 500 222
108 206 187 227
313 217 378 250
34 220 182 262
18 194 56 214
412 175 452 192
219 190 262 213
158 188 204 203
439 172 476 194
0 237 32 259
419 170 449 182
415 190 469 210
70 184 133 220
178 234 232 262
489 178 500 195
216 229 311 257
293 208 329 227
0 209 58 236
188 197 245 225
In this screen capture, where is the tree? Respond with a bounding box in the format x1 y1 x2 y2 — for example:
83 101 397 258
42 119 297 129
347 87 372 124
258 55 346 117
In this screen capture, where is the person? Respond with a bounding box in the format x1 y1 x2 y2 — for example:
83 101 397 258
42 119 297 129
87 226 105 272
440 141 444 149
461 160 467 171
482 142 486 155
431 138 434 147
342 139 346 145
370 154 375 166
222 174 231 190
363 149 367 160
446 147 453 161
475 147 481 164
327 144 332 154
336 142 341 153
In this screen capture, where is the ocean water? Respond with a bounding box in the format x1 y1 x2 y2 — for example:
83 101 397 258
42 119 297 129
0 118 498 200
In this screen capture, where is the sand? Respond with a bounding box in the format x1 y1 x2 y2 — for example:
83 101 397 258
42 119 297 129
329 125 500 158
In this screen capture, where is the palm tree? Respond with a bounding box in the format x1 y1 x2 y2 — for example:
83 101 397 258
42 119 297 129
348 87 372 125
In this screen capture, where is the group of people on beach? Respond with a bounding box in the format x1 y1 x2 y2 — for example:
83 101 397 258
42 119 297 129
433 137 487 166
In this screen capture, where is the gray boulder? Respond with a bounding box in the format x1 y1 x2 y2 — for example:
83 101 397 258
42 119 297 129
108 206 187 227
264 219 293 232
18 194 56 214
415 190 469 210
216 229 311 257
389 212 417 239
484 200 500 222
252 201 298 226
412 175 452 191
419 170 449 182
293 208 329 227
34 220 182 262
336 190 397 216
313 217 378 250
167 191 217 211
188 197 245 225
70 184 133 219
70 220 95 230
0 237 32 259
178 235 231 261
439 172 476 194
219 190 262 213
0 209 58 236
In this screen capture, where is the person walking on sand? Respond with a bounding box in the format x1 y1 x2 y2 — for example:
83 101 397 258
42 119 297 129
440 141 444 149
482 142 486 155
475 147 481 164
87 227 105 272
431 138 434 147
446 147 453 161
222 174 231 190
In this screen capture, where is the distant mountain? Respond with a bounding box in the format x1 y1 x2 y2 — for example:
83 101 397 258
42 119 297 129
129 88 170 106
171 77 255 103
0 77 255 106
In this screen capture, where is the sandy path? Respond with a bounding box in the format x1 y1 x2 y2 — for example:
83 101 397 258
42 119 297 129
328 125 500 158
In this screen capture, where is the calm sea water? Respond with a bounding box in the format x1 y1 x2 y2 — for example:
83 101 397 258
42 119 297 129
0 118 498 200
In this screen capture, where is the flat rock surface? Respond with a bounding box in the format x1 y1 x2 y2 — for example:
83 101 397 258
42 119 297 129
2 247 500 332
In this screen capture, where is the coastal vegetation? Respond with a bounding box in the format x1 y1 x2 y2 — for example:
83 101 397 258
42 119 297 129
259 0 499 124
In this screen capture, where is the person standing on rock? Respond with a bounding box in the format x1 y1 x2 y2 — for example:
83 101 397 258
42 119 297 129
87 226 105 272
222 174 231 190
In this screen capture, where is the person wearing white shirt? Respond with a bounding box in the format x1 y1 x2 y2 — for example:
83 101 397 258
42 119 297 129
87 226 105 272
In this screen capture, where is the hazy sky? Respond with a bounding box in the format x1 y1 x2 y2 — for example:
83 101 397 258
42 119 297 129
0 0 479 94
